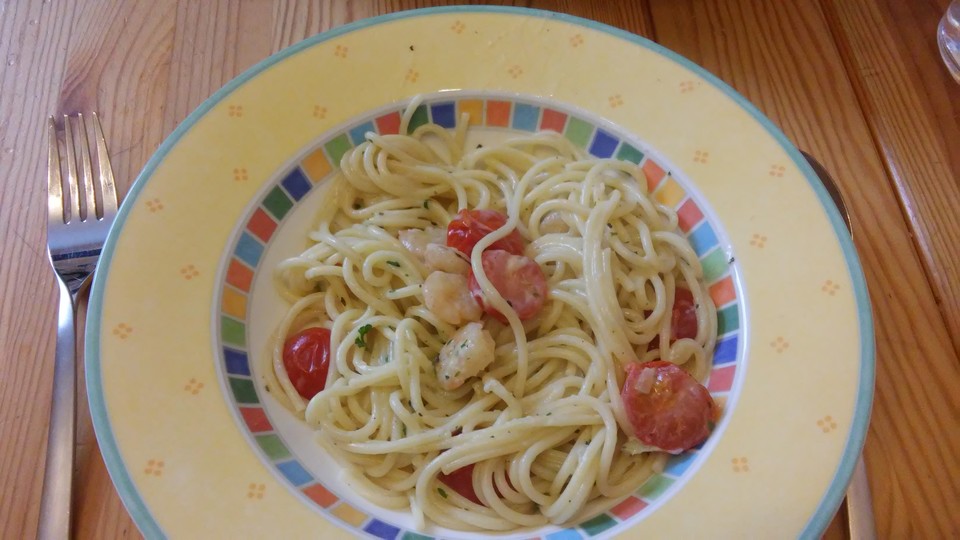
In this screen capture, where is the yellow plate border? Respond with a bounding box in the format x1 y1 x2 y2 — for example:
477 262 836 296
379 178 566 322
86 7 874 539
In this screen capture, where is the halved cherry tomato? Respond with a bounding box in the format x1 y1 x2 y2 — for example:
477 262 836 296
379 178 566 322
671 288 698 340
467 250 547 324
438 463 482 505
282 327 332 400
646 288 699 352
621 361 716 453
447 209 524 256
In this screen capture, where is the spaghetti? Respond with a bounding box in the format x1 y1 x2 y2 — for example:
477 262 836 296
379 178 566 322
270 103 717 531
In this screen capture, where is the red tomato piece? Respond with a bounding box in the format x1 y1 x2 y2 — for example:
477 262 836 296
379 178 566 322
438 463 482 505
621 361 716 453
447 209 524 256
468 250 547 324
645 288 699 352
671 288 698 340
282 327 332 400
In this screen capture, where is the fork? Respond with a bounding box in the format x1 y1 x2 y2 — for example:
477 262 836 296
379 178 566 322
39 113 117 540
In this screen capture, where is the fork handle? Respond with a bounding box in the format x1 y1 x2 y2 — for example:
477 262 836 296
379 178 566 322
38 278 76 540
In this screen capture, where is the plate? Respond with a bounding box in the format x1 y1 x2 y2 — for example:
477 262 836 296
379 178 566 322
87 7 874 539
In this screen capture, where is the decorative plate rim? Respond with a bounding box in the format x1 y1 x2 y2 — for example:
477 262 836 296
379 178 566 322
213 90 748 539
85 6 875 540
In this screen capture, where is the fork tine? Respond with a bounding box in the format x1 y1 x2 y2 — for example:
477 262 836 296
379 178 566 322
76 113 97 221
47 117 65 226
62 115 81 224
92 112 118 219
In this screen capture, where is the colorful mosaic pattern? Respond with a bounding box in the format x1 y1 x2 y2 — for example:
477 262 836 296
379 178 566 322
216 95 743 539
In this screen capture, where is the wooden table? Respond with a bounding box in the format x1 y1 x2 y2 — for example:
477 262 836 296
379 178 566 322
2 1 958 538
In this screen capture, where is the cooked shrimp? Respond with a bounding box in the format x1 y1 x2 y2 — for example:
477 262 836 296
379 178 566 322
436 322 496 390
540 211 568 234
423 271 482 325
424 243 470 274
399 228 445 260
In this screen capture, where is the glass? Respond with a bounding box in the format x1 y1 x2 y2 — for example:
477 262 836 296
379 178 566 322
939 0 960 82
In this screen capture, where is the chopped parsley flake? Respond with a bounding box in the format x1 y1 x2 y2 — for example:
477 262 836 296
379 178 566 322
423 200 430 209
355 324 373 348
438 487 448 498
387 260 401 267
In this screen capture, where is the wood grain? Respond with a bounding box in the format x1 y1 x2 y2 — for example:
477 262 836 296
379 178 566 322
0 1 78 537
648 0 960 537
822 0 960 356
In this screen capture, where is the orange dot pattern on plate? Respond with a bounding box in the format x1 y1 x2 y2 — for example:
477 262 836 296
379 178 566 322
246 483 266 500
334 44 348 58
609 94 624 108
179 264 199 280
732 457 750 472
680 80 696 93
112 323 133 339
771 336 790 353
507 65 523 78
405 69 419 83
822 279 840 295
313 105 327 119
146 198 163 212
233 167 248 181
184 378 204 395
450 20 465 33
570 33 584 47
750 233 768 248
769 164 786 177
144 459 164 476
817 416 838 433
227 105 243 117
